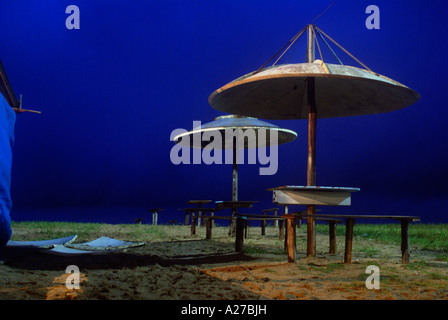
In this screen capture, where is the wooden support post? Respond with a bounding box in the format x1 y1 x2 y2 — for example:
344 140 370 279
152 211 158 225
244 220 249 239
185 211 190 226
401 220 410 264
261 218 266 236
274 209 278 227
284 220 288 251
344 218 355 263
197 210 202 227
296 217 301 229
306 205 316 257
206 218 212 240
229 208 237 236
191 216 196 236
329 221 337 254
235 217 245 252
279 220 284 240
286 217 296 263
306 26 317 258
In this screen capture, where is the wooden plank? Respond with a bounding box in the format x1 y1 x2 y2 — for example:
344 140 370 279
344 218 355 263
292 213 420 221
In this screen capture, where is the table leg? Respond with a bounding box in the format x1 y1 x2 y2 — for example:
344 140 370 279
344 218 355 263
191 217 196 236
235 217 245 252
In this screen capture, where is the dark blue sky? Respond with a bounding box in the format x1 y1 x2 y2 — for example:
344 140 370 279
1 0 447 223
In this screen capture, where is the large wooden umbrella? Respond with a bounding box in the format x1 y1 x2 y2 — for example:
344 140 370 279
208 24 420 256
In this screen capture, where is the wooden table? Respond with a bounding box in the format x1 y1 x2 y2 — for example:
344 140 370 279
215 201 258 235
147 208 164 225
268 186 360 257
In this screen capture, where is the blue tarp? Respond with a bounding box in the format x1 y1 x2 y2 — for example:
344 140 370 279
0 92 16 247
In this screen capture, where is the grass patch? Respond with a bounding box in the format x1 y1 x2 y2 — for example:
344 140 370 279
10 221 169 242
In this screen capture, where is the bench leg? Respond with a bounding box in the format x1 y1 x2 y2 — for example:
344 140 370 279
206 219 212 240
261 219 266 236
244 220 249 239
344 218 355 264
191 217 196 235
235 217 245 252
198 211 202 227
274 211 278 228
286 217 296 263
185 212 190 226
229 210 237 236
329 221 336 254
401 220 410 264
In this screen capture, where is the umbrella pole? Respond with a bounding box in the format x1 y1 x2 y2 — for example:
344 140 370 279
232 146 238 202
229 143 238 235
306 24 317 257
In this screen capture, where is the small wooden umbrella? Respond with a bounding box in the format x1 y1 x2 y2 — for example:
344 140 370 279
174 114 298 202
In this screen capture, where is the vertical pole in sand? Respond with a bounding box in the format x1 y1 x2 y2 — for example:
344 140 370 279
306 24 317 258
230 139 238 236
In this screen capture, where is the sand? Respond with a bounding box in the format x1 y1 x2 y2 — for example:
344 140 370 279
0 224 447 300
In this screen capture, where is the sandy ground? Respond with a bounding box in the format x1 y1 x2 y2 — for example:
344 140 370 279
0 224 447 300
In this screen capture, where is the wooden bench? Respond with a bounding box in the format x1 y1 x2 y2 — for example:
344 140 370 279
262 208 280 227
233 214 342 254
285 213 420 264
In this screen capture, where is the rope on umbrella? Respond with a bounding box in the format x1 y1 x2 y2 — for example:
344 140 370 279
272 27 307 66
314 25 372 72
253 26 307 75
314 26 343 65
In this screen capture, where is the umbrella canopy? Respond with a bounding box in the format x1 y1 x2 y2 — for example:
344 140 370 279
209 61 420 120
173 114 297 148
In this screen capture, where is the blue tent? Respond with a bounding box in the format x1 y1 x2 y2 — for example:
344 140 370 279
0 90 16 247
